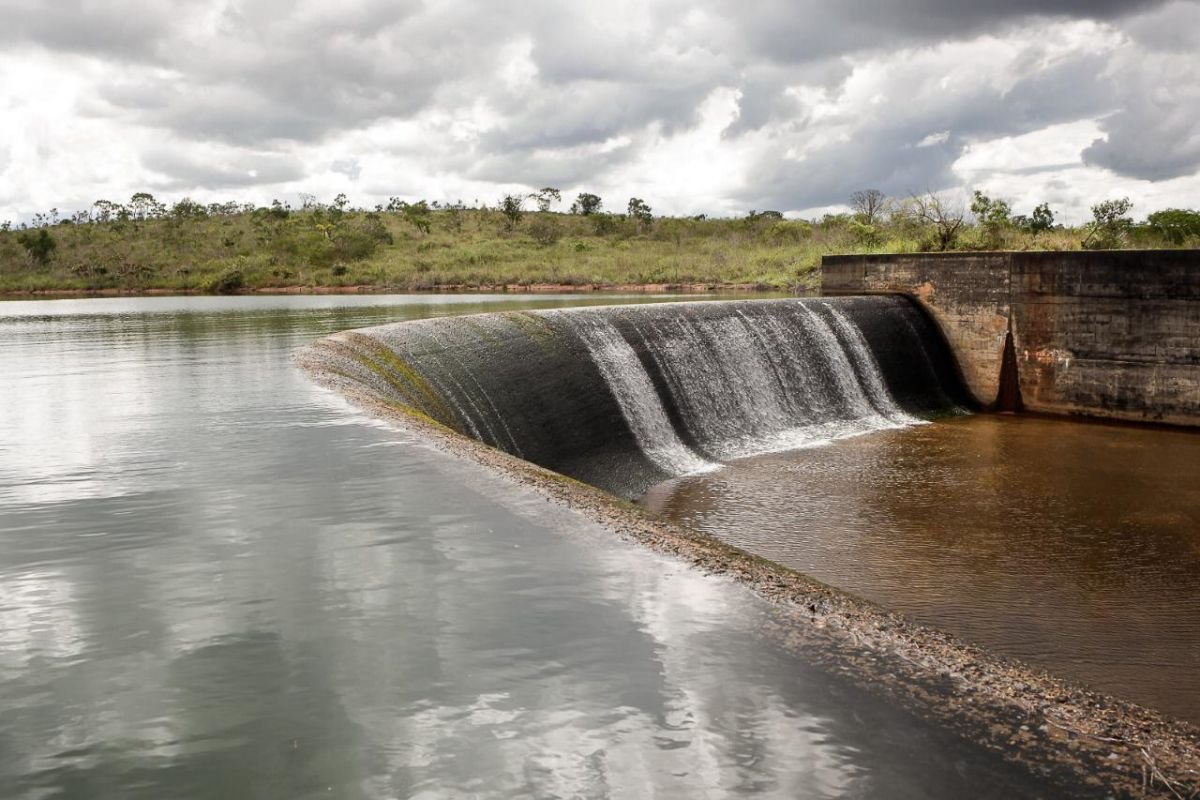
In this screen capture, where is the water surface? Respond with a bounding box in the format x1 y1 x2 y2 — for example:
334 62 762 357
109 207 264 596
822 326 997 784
641 414 1200 724
0 295 1052 799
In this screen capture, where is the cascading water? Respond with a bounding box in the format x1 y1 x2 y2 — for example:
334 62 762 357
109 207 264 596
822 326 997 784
306 297 969 498
560 313 717 476
585 302 923 463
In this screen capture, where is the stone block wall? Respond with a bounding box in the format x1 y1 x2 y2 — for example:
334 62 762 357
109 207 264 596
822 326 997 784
822 250 1200 427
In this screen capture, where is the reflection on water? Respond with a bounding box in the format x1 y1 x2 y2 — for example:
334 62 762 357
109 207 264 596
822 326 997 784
641 415 1200 724
0 295 1047 799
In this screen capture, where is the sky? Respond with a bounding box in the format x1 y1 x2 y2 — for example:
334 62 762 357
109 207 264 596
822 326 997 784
0 0 1197 224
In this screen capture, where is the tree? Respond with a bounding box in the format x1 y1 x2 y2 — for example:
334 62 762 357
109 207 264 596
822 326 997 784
626 197 653 227
849 190 887 225
499 194 524 231
1028 202 1055 237
92 199 120 224
387 199 432 234
16 229 57 265
530 187 561 213
970 190 1012 248
1146 208 1200 245
570 193 603 215
908 191 965 251
1082 197 1133 249
171 198 209 221
129 192 164 220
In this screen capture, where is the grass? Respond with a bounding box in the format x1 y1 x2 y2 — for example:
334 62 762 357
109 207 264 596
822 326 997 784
0 203 1192 295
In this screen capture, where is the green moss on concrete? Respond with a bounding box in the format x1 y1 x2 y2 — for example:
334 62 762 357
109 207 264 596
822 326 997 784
342 333 460 428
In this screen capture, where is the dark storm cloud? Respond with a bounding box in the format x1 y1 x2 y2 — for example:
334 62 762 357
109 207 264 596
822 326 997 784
1080 1 1200 181
465 140 637 189
61 0 518 148
745 135 963 215
1083 97 1200 181
734 48 1120 211
0 0 200 60
707 0 1171 65
1121 0 1200 49
2 0 1196 213
8 0 1166 149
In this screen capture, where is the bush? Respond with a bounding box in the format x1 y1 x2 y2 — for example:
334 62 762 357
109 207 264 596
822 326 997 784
206 268 245 294
766 220 812 243
1082 198 1133 250
1146 209 1200 245
499 194 524 231
16 229 56 265
591 213 623 236
847 220 881 247
333 213 393 261
528 217 562 246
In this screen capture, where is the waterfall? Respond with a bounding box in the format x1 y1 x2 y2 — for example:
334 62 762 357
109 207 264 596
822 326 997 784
557 313 716 476
311 297 965 497
569 301 927 467
822 303 920 425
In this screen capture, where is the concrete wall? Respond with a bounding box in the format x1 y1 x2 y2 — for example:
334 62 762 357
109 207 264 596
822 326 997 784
823 250 1200 427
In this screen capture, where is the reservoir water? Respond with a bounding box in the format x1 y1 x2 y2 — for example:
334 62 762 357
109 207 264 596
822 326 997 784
641 415 1200 725
0 295 1052 799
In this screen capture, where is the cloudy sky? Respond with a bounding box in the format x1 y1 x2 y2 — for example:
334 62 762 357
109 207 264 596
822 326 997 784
1 0 1197 223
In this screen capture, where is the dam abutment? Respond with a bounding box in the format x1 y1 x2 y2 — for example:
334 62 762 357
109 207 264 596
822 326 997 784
822 250 1200 426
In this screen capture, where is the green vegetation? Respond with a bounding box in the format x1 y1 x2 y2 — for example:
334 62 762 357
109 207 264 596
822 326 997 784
1 189 1196 295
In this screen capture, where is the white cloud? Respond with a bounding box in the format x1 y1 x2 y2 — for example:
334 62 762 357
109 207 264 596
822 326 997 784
0 0 1197 223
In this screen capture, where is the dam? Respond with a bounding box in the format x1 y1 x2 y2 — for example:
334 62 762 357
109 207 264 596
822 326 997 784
300 285 1200 795
307 296 969 498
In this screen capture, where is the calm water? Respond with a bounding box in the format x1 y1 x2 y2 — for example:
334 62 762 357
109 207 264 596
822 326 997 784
0 295 1051 799
641 415 1200 724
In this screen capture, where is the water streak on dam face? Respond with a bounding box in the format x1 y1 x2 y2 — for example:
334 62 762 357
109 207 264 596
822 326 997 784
308 297 970 498
564 314 717 476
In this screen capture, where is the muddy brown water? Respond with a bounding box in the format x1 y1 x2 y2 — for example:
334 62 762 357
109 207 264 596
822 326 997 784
641 414 1200 725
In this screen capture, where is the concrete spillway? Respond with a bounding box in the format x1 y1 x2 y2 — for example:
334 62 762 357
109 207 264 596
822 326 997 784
304 297 969 497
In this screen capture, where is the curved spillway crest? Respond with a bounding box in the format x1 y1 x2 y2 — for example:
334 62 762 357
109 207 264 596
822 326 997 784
305 297 970 498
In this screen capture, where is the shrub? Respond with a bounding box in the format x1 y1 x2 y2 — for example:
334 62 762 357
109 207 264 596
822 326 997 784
1146 208 1200 245
592 213 622 236
206 268 245 294
528 217 562 246
1082 198 1133 250
499 194 524 231
970 191 1012 249
16 229 57 265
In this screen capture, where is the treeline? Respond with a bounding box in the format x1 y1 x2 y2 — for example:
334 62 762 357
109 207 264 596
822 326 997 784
843 189 1200 252
1 187 1197 294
